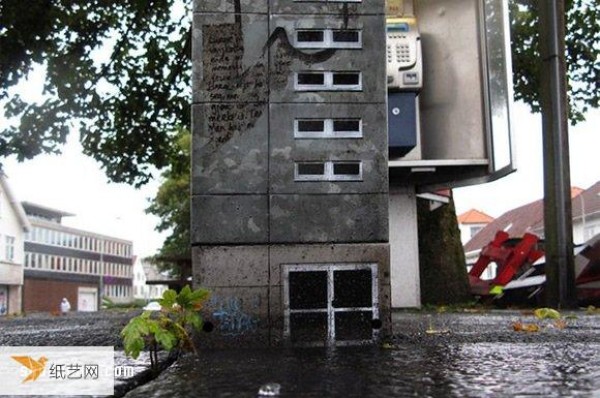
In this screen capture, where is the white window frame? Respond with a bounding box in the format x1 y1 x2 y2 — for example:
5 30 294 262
294 118 363 139
295 29 362 49
295 161 363 181
295 71 362 91
283 263 379 346
5 236 15 262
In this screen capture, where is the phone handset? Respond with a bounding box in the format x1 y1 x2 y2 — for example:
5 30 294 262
386 17 422 92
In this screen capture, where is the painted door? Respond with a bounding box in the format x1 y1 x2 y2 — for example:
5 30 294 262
283 263 379 345
77 288 98 312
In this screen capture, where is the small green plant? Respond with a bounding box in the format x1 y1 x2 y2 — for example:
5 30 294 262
121 285 210 371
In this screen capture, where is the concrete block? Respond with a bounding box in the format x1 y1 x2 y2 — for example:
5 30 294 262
270 0 385 15
269 102 388 194
194 0 268 13
268 14 386 104
191 195 269 244
193 245 269 287
192 104 269 194
269 194 389 243
268 243 390 286
198 286 270 347
192 13 269 104
268 286 285 345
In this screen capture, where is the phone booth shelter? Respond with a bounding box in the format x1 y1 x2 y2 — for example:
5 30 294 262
387 0 515 307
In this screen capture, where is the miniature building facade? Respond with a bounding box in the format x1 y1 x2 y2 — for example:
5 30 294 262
192 0 390 345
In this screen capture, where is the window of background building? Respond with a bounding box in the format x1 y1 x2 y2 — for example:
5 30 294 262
470 225 484 239
5 236 15 262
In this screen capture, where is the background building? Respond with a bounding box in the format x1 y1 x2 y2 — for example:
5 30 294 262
22 202 134 312
0 172 30 316
133 257 169 300
457 209 494 245
463 183 600 278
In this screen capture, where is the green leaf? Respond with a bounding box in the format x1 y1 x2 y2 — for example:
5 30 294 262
534 308 561 320
159 289 178 308
154 329 177 351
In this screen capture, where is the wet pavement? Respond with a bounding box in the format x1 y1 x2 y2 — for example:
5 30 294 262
125 310 600 398
3 310 600 397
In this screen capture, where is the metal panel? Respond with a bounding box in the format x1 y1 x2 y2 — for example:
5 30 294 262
416 0 487 160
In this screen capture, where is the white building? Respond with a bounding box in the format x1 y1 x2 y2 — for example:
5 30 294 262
457 209 494 245
133 258 169 300
0 172 31 316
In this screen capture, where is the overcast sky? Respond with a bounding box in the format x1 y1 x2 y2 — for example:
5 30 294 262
454 104 600 218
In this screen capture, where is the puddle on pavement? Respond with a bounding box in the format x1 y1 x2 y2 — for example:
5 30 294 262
123 342 600 397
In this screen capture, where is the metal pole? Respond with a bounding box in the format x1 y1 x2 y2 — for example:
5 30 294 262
538 0 577 308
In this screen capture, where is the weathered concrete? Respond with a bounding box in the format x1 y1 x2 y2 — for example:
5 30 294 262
193 246 269 287
270 194 389 243
192 13 269 104
191 195 269 244
191 104 268 194
270 0 385 15
268 15 386 104
194 0 268 14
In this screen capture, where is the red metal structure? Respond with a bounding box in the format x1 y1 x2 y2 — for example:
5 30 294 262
469 231 545 296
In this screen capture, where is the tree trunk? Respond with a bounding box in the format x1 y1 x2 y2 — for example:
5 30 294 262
417 197 471 305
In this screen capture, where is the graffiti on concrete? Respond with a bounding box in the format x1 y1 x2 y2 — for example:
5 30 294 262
210 295 259 336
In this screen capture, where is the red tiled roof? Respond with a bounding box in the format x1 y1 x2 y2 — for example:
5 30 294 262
457 209 494 224
464 182 600 253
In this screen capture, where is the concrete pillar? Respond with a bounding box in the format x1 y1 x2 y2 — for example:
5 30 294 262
389 185 421 308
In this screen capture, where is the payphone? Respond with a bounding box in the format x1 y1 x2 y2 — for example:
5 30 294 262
387 16 422 158
386 17 422 91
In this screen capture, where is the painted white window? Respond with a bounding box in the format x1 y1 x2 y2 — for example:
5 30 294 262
295 71 362 91
295 161 362 181
294 118 362 139
295 29 362 49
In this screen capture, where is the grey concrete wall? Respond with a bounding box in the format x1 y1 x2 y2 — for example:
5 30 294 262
270 194 389 243
193 243 390 346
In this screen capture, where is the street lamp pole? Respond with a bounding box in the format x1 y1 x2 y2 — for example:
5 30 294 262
538 0 577 308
